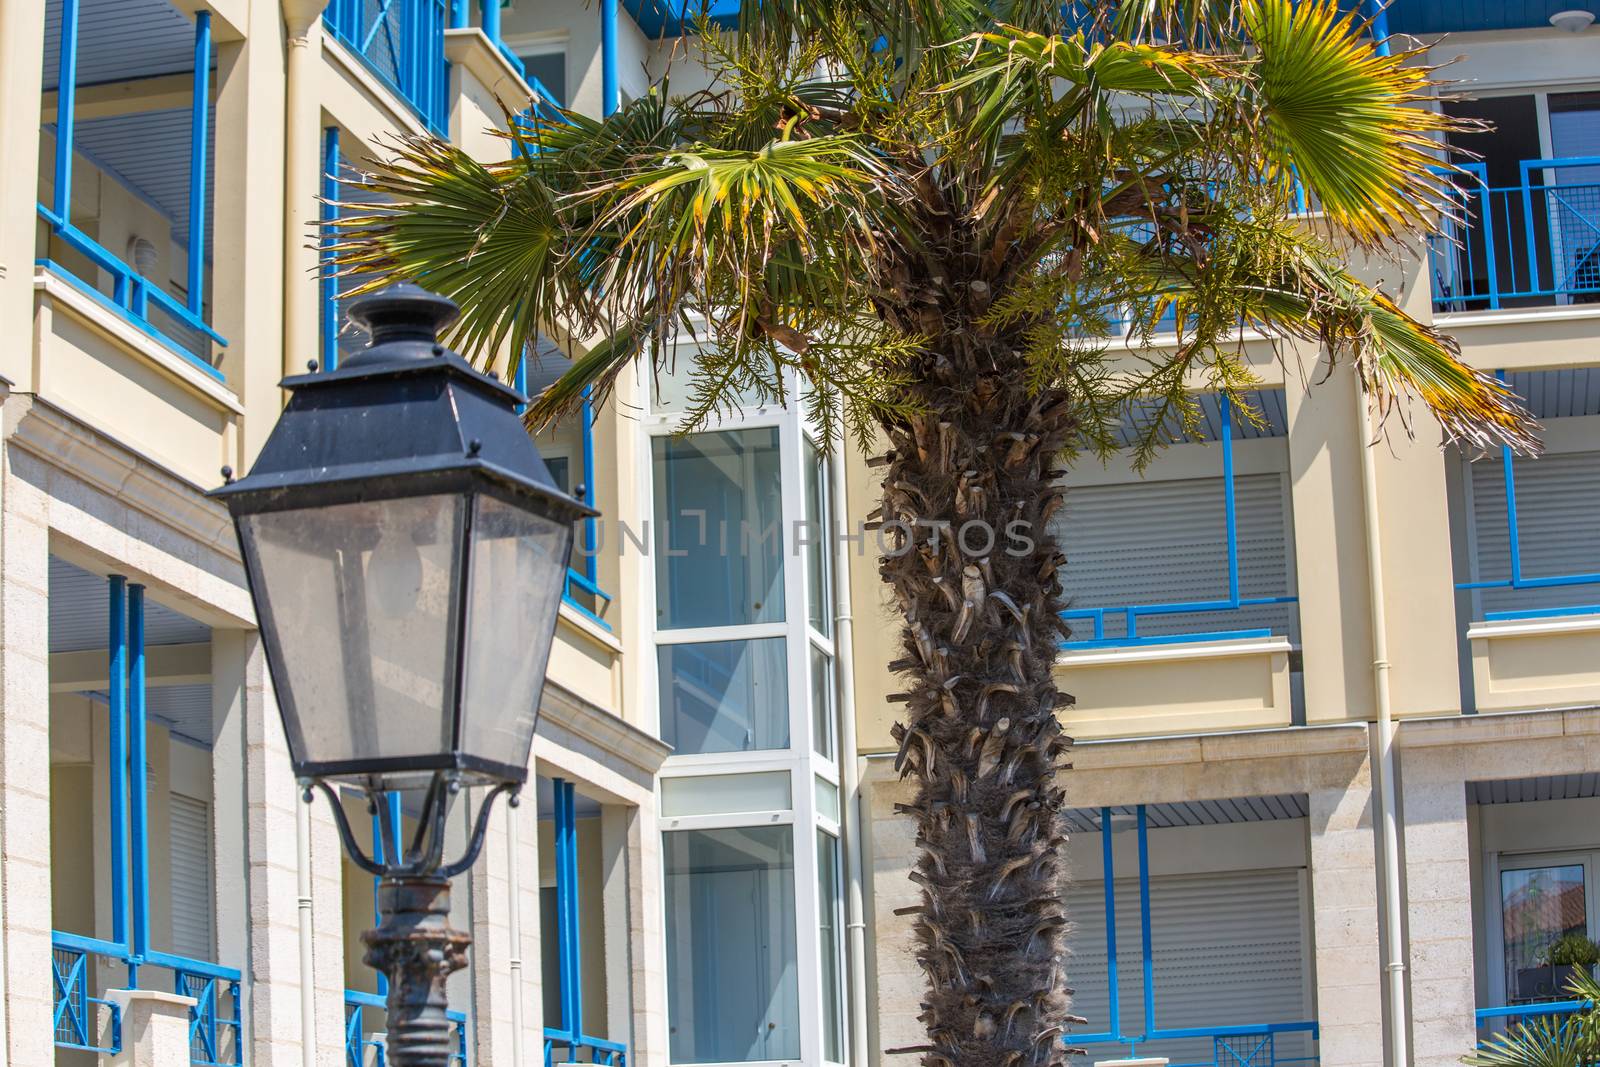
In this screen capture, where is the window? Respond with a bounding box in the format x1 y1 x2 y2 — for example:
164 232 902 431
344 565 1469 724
817 829 846 1063
803 441 832 637
664 826 800 1063
1501 862 1588 1001
653 429 785 630
809 644 834 761
517 47 567 108
658 638 788 754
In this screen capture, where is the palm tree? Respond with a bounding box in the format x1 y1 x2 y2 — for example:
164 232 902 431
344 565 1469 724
331 3 1538 1065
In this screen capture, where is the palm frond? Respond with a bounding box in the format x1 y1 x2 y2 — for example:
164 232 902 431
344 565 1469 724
1240 0 1466 244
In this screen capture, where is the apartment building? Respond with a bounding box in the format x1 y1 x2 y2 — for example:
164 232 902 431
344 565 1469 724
4 2 1600 1067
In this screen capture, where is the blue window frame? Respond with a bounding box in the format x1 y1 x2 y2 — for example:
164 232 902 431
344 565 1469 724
38 0 227 378
1059 393 1300 650
50 576 242 1065
323 0 451 134
1457 370 1600 622
1072 804 1319 1064
545 779 628 1067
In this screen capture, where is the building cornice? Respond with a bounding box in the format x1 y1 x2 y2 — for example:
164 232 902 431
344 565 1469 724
540 681 671 786
443 28 536 104
2 393 238 561
1396 706 1600 749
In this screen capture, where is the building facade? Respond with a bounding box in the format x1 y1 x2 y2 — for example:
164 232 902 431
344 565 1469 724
4 2 1600 1067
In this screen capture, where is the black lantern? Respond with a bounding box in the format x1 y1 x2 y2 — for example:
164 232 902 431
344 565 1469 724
212 284 592 1066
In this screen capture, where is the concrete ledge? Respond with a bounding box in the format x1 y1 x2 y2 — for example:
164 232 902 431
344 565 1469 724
444 28 536 105
1397 705 1600 748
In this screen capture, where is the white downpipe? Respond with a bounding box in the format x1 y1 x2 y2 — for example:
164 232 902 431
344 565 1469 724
282 5 322 380
507 801 527 1067
829 445 871 1067
295 796 317 1067
1359 398 1408 1067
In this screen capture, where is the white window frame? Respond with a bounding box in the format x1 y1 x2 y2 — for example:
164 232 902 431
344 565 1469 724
1485 848 1600 1007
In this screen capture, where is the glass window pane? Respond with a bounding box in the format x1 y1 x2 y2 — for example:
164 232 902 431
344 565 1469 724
460 494 570 772
665 826 799 1063
810 644 835 760
661 772 792 818
817 829 846 1063
240 495 463 774
804 440 833 637
659 638 788 755
1502 864 1587 999
813 776 839 823
653 429 784 629
517 49 566 107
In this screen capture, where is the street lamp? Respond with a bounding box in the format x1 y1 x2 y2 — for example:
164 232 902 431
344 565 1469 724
211 284 592 1065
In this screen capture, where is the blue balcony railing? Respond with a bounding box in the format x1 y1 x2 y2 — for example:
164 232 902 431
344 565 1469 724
38 1 226 377
324 0 451 134
1456 369 1600 623
51 932 242 1065
344 990 467 1066
1475 999 1590 1049
1429 158 1600 313
1059 394 1299 650
1074 806 1319 1067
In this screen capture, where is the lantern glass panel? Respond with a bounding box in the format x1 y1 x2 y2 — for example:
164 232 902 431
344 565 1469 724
238 493 465 772
458 493 570 771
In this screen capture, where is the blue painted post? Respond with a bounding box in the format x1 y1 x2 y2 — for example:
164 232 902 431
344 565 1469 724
450 0 469 27
53 0 81 223
1100 808 1121 1041
581 390 598 583
1136 805 1154 1039
1496 371 1523 585
109 576 130 949
480 0 501 51
556 779 584 1039
601 0 619 117
129 584 151 983
1519 159 1544 297
1220 396 1240 606
187 12 212 314
320 128 342 370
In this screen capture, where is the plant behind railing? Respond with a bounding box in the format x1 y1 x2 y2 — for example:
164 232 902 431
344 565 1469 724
1464 968 1600 1066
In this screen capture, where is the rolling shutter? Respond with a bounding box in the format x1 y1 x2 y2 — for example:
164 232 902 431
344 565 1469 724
170 792 214 961
1468 449 1600 617
1054 473 1297 640
1065 868 1313 1065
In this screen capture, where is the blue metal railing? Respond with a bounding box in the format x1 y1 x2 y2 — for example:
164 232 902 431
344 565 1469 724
1429 157 1600 312
1075 805 1320 1064
51 932 243 1065
1474 999 1590 1050
1060 395 1298 649
544 779 628 1067
344 990 468 1066
1456 370 1600 623
324 0 451 135
37 2 226 378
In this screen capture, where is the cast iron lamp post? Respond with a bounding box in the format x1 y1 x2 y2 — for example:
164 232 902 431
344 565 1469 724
211 284 592 1065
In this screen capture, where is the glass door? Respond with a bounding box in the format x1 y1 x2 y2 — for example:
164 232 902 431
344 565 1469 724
1499 856 1592 1002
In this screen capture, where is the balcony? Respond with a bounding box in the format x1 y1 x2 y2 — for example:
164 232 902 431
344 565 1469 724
1053 391 1302 739
1452 368 1600 713
1430 157 1600 314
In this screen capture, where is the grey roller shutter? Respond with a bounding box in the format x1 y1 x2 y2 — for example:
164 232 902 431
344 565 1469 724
170 792 214 962
1467 449 1600 617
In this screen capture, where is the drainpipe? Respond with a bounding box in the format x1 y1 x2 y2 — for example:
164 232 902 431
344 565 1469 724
1359 11 1408 1066
829 445 871 1067
283 9 327 1067
295 794 318 1067
283 3 326 381
506 801 527 1067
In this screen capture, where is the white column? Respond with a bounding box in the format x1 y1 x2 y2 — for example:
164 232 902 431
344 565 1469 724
0 445 58 1064
1401 749 1477 1067
469 797 523 1066
601 803 634 1047
241 648 313 1066
625 803 670 1067
1308 780 1385 1067
105 989 198 1067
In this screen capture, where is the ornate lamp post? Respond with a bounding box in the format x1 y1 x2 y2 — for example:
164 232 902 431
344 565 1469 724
211 284 591 1065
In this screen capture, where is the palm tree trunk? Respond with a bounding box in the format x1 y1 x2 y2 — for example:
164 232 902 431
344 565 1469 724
878 324 1080 1067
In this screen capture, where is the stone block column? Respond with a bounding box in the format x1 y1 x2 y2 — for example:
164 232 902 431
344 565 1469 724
1308 779 1385 1067
106 989 198 1067
468 794 543 1066
622 802 670 1067
1400 749 1476 1067
0 443 59 1064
